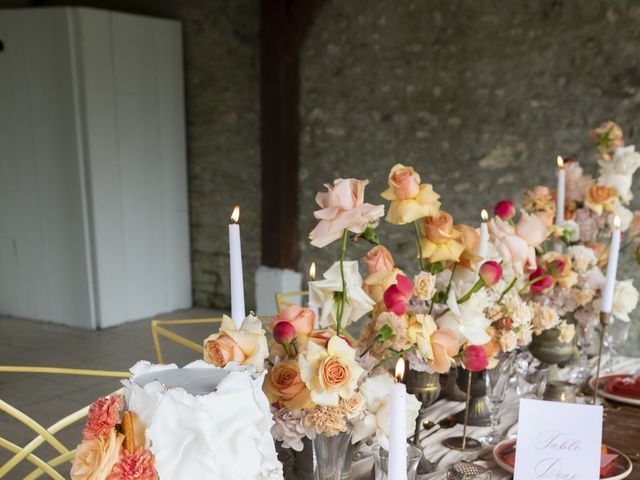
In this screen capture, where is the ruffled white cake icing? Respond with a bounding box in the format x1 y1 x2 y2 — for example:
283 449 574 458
124 360 283 480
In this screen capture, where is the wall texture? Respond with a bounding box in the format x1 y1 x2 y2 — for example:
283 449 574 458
298 0 640 348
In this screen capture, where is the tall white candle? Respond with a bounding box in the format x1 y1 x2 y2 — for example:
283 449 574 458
601 216 621 314
389 358 407 480
555 156 566 225
478 209 489 260
229 206 245 328
308 262 320 328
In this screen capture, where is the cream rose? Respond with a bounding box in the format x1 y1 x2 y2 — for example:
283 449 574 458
71 429 124 480
611 279 639 322
263 359 313 411
203 315 269 371
413 272 436 301
298 336 363 406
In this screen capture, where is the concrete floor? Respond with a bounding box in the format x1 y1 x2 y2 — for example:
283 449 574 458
0 309 221 478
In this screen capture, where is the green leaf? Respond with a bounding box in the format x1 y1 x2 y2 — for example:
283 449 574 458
431 290 448 304
428 261 444 274
378 323 396 341
360 225 381 245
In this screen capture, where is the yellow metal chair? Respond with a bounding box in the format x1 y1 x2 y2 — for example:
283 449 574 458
0 366 130 479
275 291 309 313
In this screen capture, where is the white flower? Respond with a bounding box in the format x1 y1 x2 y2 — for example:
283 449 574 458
298 336 364 406
499 330 519 352
351 374 421 449
517 323 533 346
436 290 492 345
504 294 533 327
309 261 375 328
567 245 597 273
271 408 312 451
557 220 581 242
413 271 436 301
531 304 560 335
614 203 634 231
558 322 576 343
598 145 640 203
610 279 639 322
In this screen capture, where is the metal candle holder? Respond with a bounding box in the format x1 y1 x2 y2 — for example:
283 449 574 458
593 311 610 405
443 371 481 451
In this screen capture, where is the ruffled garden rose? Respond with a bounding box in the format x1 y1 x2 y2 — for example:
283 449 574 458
309 178 385 248
309 261 375 328
363 245 395 273
585 183 618 215
383 274 414 315
270 305 315 338
83 396 124 441
203 315 269 371
589 121 624 162
488 212 547 274
419 212 465 263
351 373 421 449
263 359 313 410
298 336 364 406
381 164 441 224
406 314 459 373
71 429 124 480
456 224 482 269
595 279 640 322
106 448 156 480
413 272 436 301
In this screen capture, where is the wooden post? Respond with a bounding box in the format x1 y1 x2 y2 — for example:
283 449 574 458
260 0 322 270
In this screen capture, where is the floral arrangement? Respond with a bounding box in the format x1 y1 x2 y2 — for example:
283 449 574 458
71 395 157 480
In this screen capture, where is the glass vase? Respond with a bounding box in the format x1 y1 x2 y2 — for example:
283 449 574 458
312 431 353 480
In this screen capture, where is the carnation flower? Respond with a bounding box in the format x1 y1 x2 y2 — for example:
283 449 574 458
499 330 519 353
531 303 560 335
271 408 310 451
82 395 124 441
558 322 576 343
303 405 348 436
567 245 597 272
106 448 157 480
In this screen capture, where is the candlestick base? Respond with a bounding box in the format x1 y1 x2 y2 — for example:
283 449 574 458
442 436 481 451
592 311 611 405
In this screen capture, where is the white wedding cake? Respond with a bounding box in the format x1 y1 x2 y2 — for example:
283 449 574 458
124 360 283 480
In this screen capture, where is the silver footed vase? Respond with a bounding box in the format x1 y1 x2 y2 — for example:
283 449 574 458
529 328 576 401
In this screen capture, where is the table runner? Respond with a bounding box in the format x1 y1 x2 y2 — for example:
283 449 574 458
352 356 640 479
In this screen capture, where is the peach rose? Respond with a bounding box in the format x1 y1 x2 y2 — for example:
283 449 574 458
363 245 395 273
83 396 124 441
263 359 313 410
419 212 465 263
455 224 481 269
71 429 124 480
320 356 350 391
585 183 618 215
381 164 441 224
203 315 269 371
407 314 459 373
523 185 555 213
309 178 385 248
270 305 315 337
489 212 547 274
106 448 156 480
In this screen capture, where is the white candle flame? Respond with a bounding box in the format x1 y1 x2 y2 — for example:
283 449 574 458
481 209 489 222
614 215 621 229
309 262 316 281
394 357 405 382
557 155 564 169
231 205 240 223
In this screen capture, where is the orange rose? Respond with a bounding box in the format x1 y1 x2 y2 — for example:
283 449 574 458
363 245 395 273
203 315 268 371
71 429 124 480
388 165 420 200
320 356 350 390
455 224 481 269
419 212 464 263
204 334 246 366
585 183 618 215
263 360 313 410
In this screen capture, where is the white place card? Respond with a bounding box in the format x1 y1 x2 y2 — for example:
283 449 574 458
514 398 603 480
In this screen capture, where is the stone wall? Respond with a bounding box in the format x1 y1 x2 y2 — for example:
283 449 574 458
2 0 262 311
299 0 640 348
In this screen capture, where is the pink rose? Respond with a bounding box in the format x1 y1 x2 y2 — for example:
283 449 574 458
488 217 535 274
516 211 548 247
388 165 421 200
430 328 459 373
309 178 385 248
529 267 554 294
82 396 124 441
479 261 503 286
383 275 413 315
462 345 489 372
494 200 516 220
107 448 157 480
363 245 395 273
270 305 315 337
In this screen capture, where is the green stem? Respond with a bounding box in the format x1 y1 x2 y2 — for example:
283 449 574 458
373 346 417 371
457 279 484 304
413 221 425 272
498 277 517 303
336 229 349 336
518 274 550 294
360 333 383 358
445 263 457 298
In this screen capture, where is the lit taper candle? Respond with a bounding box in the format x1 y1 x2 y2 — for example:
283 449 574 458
389 358 407 480
478 209 489 260
308 262 320 328
601 215 621 314
555 156 565 225
229 206 245 328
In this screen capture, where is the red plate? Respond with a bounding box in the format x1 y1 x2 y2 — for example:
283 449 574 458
590 374 640 407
